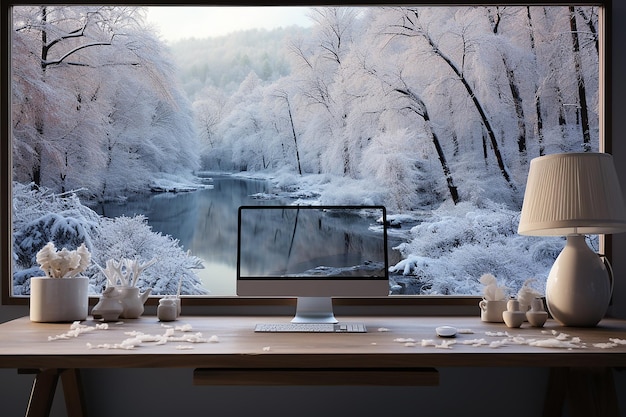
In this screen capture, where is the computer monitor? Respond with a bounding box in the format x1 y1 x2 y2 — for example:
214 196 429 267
237 205 389 323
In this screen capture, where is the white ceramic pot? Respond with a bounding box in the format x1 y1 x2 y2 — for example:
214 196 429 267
30 276 89 322
546 235 612 327
117 286 151 319
478 299 507 323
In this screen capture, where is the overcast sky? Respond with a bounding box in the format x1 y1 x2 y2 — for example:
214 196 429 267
146 7 313 42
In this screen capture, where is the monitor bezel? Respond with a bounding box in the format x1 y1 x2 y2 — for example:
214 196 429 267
237 205 390 297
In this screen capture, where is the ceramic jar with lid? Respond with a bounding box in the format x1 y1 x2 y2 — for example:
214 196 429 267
157 297 178 322
502 299 525 328
526 297 549 327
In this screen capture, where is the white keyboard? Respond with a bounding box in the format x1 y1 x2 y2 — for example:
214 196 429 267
254 323 367 333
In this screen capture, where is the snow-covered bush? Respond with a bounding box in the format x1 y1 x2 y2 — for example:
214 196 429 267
390 200 563 295
12 183 101 294
12 183 207 296
94 215 207 295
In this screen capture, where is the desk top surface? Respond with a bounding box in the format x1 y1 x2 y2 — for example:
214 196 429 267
1 315 626 369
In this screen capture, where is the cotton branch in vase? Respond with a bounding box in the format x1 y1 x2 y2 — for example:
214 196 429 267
517 278 544 311
479 273 508 301
36 242 91 279
99 258 157 288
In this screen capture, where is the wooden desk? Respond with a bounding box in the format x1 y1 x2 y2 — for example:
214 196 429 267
1 315 625 417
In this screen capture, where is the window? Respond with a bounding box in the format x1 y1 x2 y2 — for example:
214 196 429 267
1 1 609 309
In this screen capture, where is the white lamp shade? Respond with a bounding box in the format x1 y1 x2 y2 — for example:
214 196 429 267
518 152 626 236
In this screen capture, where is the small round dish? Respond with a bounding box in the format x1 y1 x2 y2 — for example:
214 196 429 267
435 325 457 338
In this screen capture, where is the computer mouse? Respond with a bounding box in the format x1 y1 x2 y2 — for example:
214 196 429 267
435 325 457 338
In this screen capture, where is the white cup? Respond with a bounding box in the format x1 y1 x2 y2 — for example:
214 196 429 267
479 299 507 323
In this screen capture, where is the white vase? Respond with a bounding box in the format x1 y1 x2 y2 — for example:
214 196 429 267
118 286 151 319
526 298 549 327
478 299 507 322
91 286 124 322
30 276 89 322
502 299 525 328
546 235 612 327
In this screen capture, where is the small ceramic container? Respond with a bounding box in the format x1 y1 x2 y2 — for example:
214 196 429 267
526 298 549 327
502 299 525 328
30 276 89 322
157 298 178 322
91 286 124 322
479 299 507 323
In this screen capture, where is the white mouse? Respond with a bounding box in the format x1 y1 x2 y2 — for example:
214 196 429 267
436 325 457 338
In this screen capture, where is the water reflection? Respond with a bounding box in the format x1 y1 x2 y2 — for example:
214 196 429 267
95 175 398 295
239 207 387 278
95 174 277 294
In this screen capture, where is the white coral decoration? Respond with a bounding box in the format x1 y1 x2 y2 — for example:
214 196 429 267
479 273 507 301
36 242 91 279
100 257 157 287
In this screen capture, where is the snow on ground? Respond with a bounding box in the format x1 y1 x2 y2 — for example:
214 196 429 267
150 172 213 193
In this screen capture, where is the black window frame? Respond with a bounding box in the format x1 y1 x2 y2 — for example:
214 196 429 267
0 0 612 315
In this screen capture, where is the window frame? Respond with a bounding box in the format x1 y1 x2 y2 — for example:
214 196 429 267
0 0 612 314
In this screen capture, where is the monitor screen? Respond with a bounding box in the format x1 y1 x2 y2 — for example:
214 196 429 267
237 205 389 322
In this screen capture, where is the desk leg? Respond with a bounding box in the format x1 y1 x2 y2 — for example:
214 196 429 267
543 367 619 417
25 369 59 417
22 369 87 417
60 369 88 417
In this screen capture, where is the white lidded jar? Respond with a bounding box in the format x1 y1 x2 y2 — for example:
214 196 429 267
526 297 549 327
502 299 525 328
157 297 178 322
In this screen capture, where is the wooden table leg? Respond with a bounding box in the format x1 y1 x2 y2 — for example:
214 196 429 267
21 369 87 417
60 369 88 417
24 369 59 417
542 367 567 417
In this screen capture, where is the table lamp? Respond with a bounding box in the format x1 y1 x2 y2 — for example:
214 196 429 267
518 152 626 327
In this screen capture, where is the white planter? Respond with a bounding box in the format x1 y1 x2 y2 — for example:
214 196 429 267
30 276 89 322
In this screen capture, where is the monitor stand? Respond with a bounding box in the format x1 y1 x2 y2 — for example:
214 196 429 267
291 297 338 323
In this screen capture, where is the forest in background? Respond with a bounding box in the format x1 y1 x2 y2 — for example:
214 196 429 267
10 5 600 295
12 6 599 208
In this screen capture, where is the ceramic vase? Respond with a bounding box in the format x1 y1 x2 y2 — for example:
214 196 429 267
546 235 612 326
526 298 549 327
118 286 151 319
91 286 124 322
157 298 178 322
30 276 89 322
502 299 525 328
479 299 507 322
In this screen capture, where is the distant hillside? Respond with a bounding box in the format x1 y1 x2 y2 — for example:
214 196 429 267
168 26 311 99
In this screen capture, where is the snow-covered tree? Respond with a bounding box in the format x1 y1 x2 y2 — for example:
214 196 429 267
12 6 200 201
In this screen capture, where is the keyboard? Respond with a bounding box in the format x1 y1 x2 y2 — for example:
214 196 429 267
254 322 367 333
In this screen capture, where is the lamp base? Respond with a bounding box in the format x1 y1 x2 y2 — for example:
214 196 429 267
546 235 611 327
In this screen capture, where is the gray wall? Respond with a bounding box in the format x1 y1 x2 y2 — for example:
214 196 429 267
2 2 626 416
